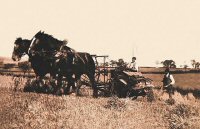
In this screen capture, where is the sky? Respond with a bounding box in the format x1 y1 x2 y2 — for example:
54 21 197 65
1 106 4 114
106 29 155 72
1 0 200 67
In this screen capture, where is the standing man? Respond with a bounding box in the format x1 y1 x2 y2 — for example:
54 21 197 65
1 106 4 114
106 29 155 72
129 57 139 72
162 68 175 99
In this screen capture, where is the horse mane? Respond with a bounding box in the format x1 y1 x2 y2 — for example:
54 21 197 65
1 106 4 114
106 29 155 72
15 37 31 44
34 31 64 46
15 37 22 44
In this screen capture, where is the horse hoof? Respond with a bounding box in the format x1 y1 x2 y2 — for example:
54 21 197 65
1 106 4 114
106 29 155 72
93 91 98 98
55 89 64 96
93 94 98 98
76 93 82 96
93 96 98 98
71 93 76 96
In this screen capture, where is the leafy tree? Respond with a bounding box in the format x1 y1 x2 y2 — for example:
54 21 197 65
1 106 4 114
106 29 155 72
161 60 176 68
191 60 200 69
110 60 117 67
191 59 196 68
116 58 128 70
183 65 188 72
4 63 15 74
4 63 15 69
195 62 200 69
117 59 125 67
18 61 32 75
110 59 128 69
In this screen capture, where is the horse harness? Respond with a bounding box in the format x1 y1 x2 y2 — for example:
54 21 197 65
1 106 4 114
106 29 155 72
27 36 84 68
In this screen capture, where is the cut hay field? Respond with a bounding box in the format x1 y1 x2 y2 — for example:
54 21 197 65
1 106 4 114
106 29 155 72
0 75 200 129
144 73 200 90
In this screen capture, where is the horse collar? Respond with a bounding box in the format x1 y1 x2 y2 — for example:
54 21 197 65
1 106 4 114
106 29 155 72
28 36 36 54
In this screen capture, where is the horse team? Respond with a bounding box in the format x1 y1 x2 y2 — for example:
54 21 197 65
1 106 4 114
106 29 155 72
12 31 98 97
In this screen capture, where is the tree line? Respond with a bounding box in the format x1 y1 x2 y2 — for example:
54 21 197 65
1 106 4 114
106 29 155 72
1 58 200 76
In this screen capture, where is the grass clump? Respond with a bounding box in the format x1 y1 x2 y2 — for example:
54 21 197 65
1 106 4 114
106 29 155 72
168 104 200 129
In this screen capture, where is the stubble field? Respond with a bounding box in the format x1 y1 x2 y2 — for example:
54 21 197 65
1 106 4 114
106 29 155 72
0 74 200 129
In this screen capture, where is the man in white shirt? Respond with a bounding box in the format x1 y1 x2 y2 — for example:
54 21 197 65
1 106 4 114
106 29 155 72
162 68 175 99
129 57 138 72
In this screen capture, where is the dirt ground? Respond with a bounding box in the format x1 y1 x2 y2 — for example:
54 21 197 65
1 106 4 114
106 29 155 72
0 75 200 129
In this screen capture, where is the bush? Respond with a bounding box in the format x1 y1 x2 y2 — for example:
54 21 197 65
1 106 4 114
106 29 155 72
18 61 31 75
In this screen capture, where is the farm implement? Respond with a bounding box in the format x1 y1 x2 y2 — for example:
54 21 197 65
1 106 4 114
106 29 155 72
90 55 155 101
23 55 155 101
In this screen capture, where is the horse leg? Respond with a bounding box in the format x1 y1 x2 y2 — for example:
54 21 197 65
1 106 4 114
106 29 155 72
68 78 76 93
88 74 98 98
35 76 45 93
71 76 76 92
46 72 57 93
50 72 57 81
75 74 82 96
55 74 64 95
65 74 74 94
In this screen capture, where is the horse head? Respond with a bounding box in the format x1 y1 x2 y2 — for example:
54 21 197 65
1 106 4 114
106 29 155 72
12 37 31 61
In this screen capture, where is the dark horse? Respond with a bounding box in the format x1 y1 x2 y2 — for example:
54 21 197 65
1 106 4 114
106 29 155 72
12 31 98 97
56 45 97 97
12 32 66 80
